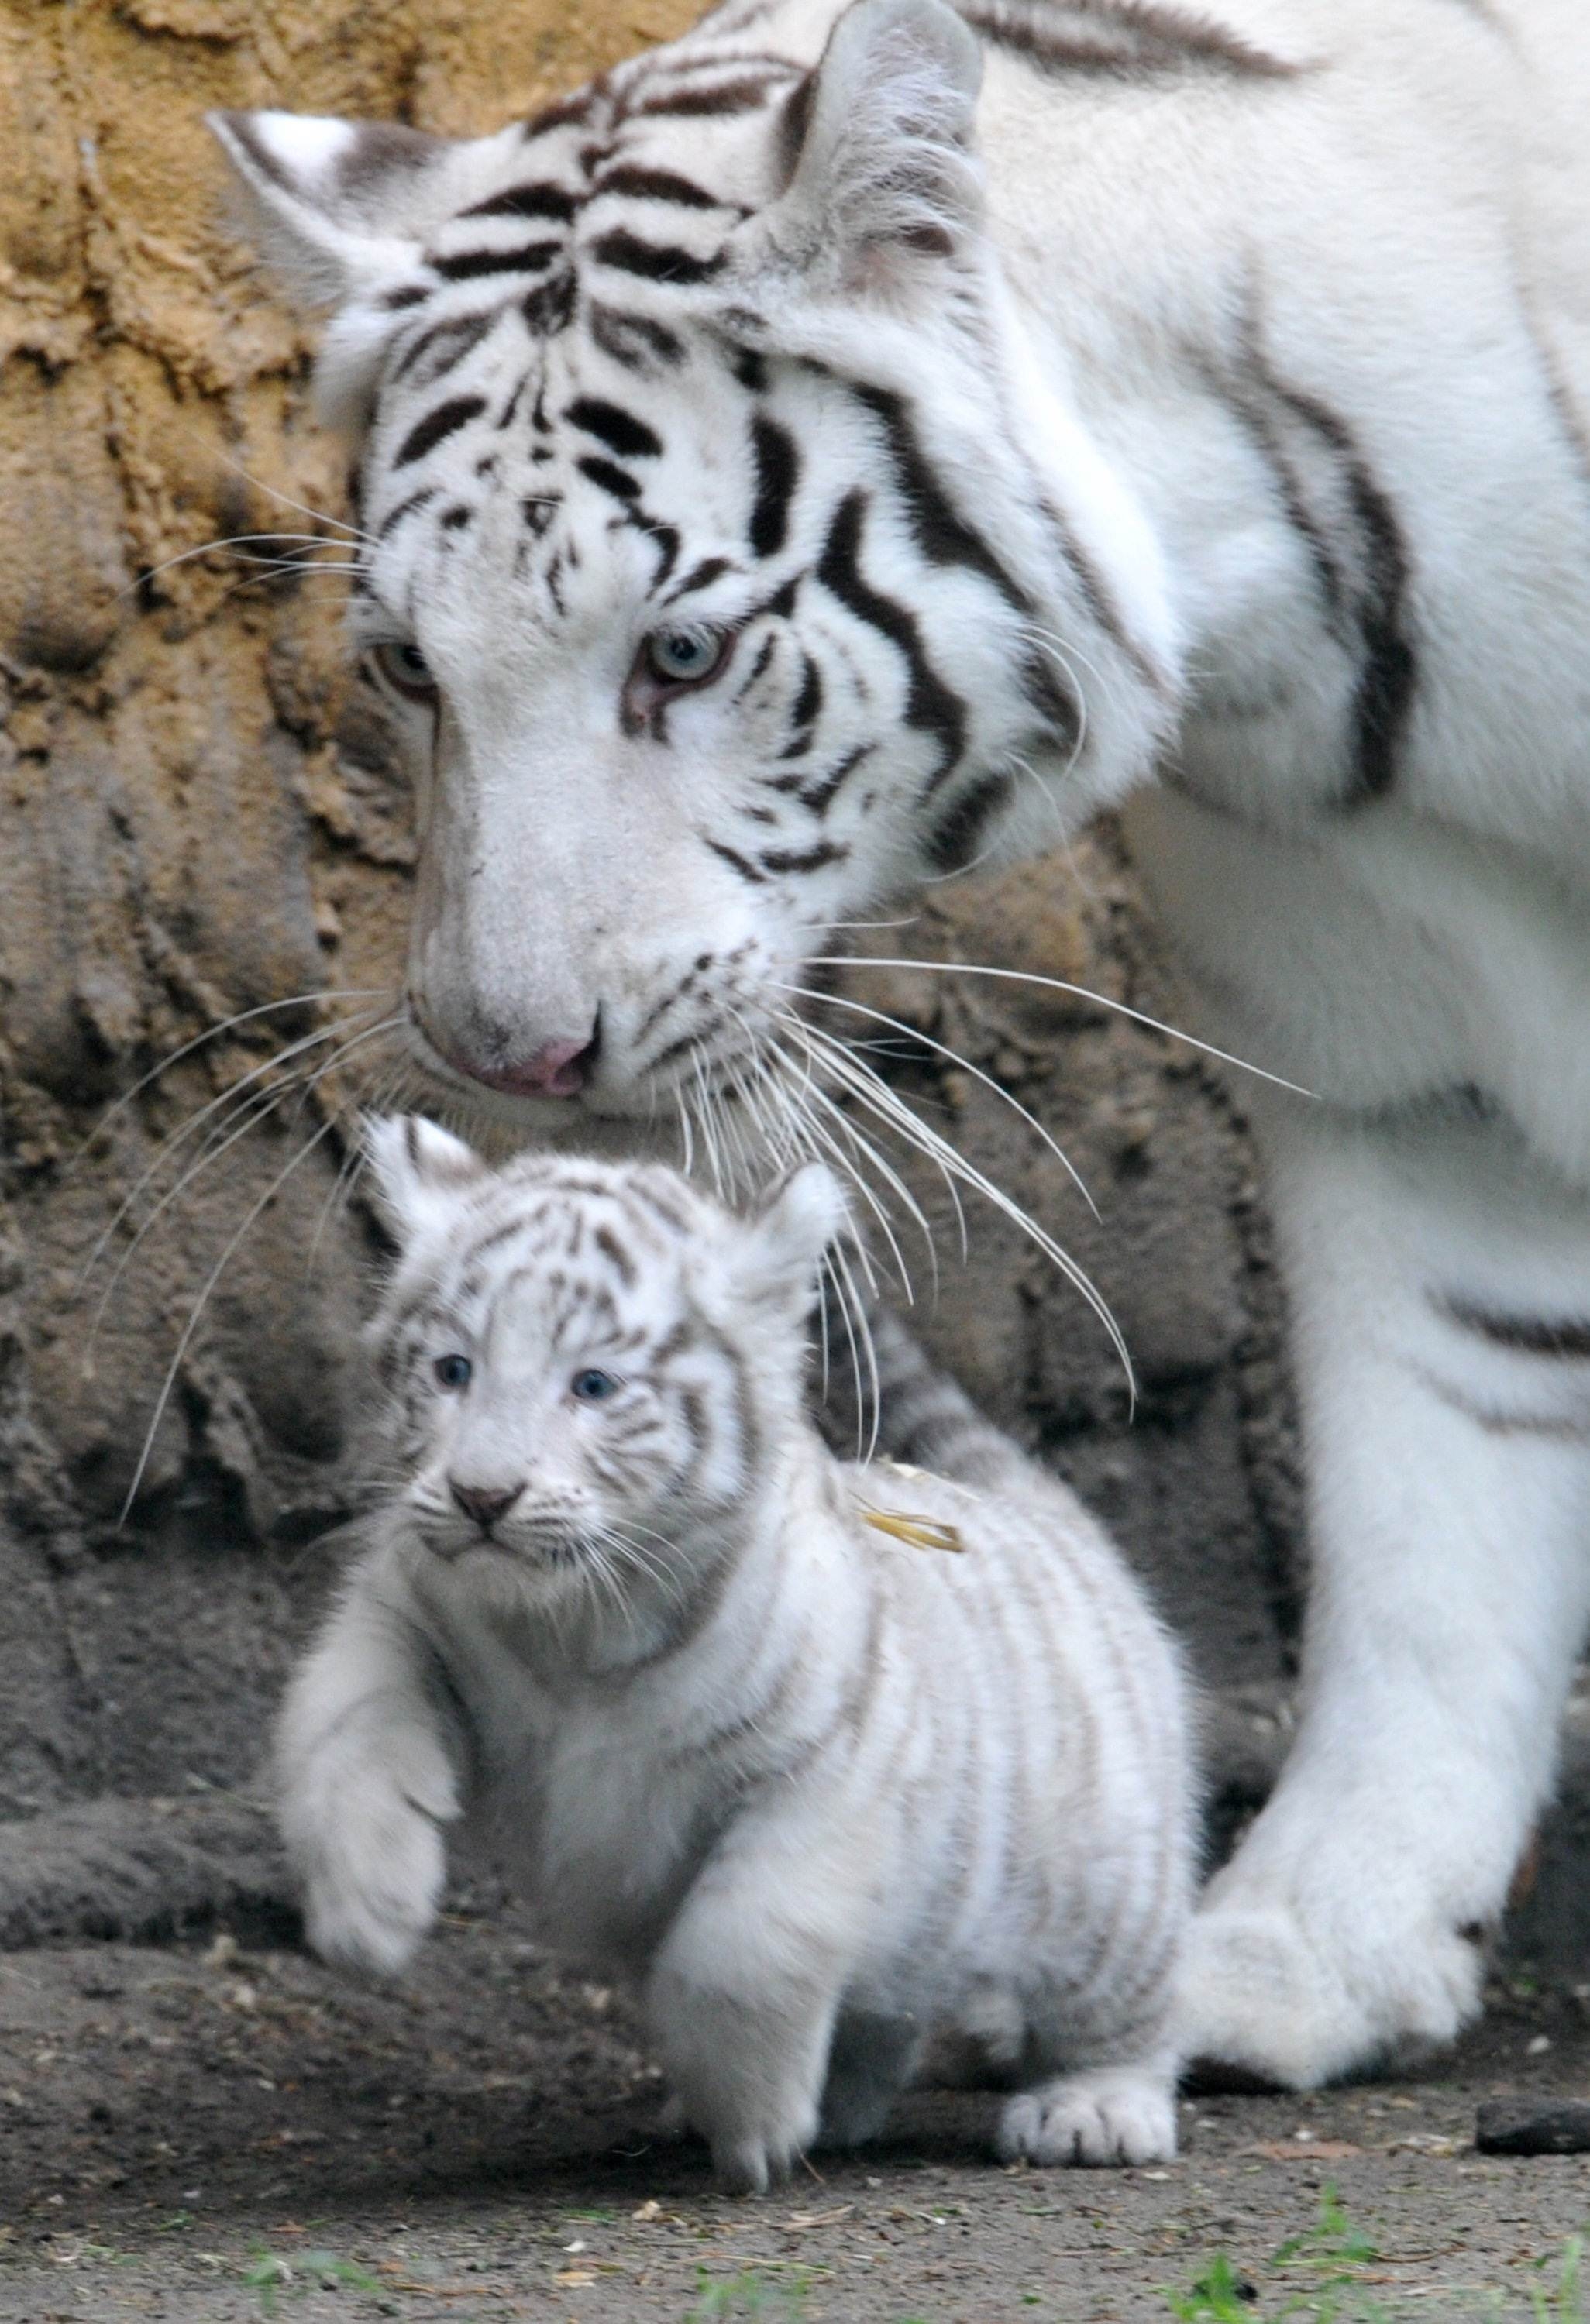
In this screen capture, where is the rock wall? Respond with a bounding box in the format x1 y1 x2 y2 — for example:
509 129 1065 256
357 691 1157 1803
0 0 1300 1821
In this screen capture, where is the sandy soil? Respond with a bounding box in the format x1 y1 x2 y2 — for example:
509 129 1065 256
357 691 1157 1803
2 1897 1588 2324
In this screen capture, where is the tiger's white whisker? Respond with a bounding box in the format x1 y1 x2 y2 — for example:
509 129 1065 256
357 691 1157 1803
119 1116 339 1523
805 957 1315 1099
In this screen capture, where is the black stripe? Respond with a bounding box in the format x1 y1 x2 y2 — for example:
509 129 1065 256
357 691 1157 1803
705 837 767 883
440 505 472 531
1018 644 1082 751
594 166 726 208
1036 491 1165 693
790 654 822 731
783 741 873 814
1444 1299 1590 1360
377 486 437 538
578 456 639 500
621 507 681 583
1257 363 1416 802
588 302 685 370
522 273 576 335
749 413 800 560
390 311 493 385
383 283 429 311
960 0 1297 79
432 241 561 280
590 229 724 285
776 70 815 187
521 88 597 137
924 770 1014 871
816 491 967 789
733 346 767 392
758 840 848 875
1209 352 1350 631
394 397 486 468
666 555 732 602
736 634 777 697
566 396 662 460
460 180 578 222
849 382 1028 614
633 75 783 116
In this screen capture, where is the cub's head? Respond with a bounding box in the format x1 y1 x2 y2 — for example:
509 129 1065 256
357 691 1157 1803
364 1116 843 1596
213 0 1175 1153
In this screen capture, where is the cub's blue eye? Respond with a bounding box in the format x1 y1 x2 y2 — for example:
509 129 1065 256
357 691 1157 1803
644 627 729 687
433 1353 473 1391
571 1368 618 1402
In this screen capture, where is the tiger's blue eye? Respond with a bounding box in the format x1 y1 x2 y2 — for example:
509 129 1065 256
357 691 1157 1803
371 639 438 701
644 627 729 687
433 1353 473 1391
571 1368 618 1402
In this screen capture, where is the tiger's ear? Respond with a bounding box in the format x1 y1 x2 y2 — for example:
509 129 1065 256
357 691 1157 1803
363 1114 487 1247
747 0 984 297
208 112 459 308
738 1163 849 1318
209 111 520 424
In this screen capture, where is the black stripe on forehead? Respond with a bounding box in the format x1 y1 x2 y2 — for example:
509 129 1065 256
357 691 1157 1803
432 240 563 282
566 396 662 460
461 181 580 222
588 302 687 371
394 395 487 468
592 165 731 210
590 229 725 286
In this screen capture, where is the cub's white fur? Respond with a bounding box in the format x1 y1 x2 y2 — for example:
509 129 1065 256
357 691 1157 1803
217 0 1590 2087
278 1121 1192 2187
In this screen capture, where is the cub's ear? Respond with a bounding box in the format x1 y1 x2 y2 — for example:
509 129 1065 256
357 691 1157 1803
363 1114 486 1247
745 0 984 299
738 1162 850 1318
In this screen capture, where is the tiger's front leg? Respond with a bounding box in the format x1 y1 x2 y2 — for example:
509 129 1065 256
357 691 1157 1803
1182 1097 1590 2089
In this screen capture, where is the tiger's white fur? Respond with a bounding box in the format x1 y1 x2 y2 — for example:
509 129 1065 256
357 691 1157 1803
215 0 1590 2088
278 1119 1192 2186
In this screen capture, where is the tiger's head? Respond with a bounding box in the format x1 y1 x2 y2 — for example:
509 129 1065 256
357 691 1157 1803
212 0 1179 1153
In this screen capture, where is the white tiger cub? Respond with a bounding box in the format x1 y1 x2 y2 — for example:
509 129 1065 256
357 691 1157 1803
278 1116 1192 2187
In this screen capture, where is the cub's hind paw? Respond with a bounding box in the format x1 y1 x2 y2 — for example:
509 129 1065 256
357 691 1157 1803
998 2067 1176 2168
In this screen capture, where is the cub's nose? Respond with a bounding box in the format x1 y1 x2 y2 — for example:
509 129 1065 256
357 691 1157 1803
449 1480 525 1530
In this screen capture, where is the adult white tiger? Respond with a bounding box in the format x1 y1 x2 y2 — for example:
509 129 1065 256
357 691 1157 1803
211 0 1590 2092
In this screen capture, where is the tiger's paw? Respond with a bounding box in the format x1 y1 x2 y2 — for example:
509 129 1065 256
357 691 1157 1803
1179 1892 1485 2092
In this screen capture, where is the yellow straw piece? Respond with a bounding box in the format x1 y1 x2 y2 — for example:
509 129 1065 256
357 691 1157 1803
859 1504 965 1554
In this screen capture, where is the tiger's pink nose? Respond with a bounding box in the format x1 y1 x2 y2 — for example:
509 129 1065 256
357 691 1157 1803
449 1480 524 1530
459 1033 596 1101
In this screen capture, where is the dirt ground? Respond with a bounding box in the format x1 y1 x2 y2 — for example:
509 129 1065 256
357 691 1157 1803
2 1896 1589 2324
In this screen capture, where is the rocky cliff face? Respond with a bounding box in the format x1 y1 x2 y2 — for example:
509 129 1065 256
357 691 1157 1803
0 0 1299 1820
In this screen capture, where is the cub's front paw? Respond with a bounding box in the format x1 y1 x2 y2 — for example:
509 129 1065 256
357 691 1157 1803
284 1737 458 1977
998 2068 1176 2168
